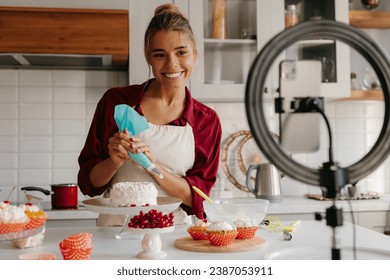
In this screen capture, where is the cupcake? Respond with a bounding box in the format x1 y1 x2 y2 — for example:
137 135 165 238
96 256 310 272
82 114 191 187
234 218 259 239
187 219 209 240
206 220 237 246
19 203 48 230
12 227 46 249
59 232 93 260
0 204 29 234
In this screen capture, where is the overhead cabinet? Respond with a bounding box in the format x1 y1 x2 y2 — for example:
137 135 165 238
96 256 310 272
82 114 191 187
0 7 129 68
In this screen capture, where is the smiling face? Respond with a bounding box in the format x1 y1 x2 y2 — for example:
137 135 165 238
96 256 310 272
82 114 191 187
147 31 197 90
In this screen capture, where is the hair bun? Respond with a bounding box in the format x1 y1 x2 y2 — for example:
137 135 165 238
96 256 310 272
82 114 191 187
154 4 182 17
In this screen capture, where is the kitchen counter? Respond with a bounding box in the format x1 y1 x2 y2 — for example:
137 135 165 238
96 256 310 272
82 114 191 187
268 194 390 214
1 220 390 260
42 195 390 222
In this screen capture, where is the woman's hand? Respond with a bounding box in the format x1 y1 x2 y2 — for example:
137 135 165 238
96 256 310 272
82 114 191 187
128 136 156 165
107 130 132 168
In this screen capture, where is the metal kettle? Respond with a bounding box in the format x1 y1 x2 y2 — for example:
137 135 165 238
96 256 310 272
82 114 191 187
246 163 282 202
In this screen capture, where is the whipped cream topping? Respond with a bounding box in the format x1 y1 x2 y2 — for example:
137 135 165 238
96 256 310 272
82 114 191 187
235 218 256 228
207 220 236 231
0 205 29 223
0 201 11 210
194 220 210 228
19 204 40 213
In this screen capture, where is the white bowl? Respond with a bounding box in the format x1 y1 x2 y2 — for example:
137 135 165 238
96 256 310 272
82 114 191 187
203 198 269 225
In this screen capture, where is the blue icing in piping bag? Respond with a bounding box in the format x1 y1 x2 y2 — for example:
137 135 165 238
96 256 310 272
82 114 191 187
114 104 163 178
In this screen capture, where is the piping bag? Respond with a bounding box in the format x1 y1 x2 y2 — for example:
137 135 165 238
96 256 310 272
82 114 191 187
114 104 163 178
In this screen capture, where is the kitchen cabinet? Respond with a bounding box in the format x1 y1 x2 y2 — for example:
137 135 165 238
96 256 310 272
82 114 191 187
0 0 128 10
187 0 350 102
0 7 129 68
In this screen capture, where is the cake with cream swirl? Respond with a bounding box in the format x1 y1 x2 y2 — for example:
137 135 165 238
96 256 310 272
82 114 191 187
110 182 158 207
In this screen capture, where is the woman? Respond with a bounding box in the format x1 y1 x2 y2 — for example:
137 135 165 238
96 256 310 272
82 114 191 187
77 4 222 225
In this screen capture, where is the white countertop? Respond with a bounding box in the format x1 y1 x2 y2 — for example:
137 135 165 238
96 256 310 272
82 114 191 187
1 220 390 260
42 195 390 221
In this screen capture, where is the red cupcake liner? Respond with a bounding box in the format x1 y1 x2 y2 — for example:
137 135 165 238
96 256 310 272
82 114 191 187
59 232 93 260
187 227 208 240
236 226 259 239
0 222 28 234
24 216 48 230
207 231 237 246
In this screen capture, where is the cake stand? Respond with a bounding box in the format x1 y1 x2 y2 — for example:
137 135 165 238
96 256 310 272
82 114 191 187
127 226 175 259
83 197 182 239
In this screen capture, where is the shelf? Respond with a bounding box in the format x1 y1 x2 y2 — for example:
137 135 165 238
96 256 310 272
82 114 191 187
349 10 390 29
339 89 383 101
204 38 256 47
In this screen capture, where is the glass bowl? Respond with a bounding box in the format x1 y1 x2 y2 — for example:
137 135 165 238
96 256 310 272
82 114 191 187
203 198 269 225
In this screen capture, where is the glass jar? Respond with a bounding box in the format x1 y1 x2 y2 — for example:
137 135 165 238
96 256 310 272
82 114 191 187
362 67 381 90
285 5 299 28
351 72 362 90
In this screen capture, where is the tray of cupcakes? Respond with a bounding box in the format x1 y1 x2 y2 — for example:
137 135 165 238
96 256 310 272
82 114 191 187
175 198 269 252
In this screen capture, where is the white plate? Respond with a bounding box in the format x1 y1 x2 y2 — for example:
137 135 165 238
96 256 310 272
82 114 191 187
82 197 182 215
264 246 390 260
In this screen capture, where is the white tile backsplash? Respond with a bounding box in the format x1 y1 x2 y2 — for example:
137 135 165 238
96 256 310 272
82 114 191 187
19 153 52 168
0 103 18 119
53 87 86 103
19 103 52 119
19 120 52 136
52 152 80 169
19 70 52 86
52 136 85 152
52 70 86 87
0 153 17 169
0 68 389 204
0 137 18 152
0 120 18 135
18 169 51 186
0 70 18 86
53 120 85 136
19 136 52 152
0 87 18 102
19 86 52 103
52 103 85 119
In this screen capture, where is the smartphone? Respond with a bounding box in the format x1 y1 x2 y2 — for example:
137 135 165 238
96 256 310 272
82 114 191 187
278 60 322 154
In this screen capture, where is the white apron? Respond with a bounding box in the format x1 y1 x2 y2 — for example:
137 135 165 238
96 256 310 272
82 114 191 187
97 122 195 226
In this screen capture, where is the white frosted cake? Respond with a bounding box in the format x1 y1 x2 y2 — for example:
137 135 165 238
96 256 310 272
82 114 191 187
110 182 158 207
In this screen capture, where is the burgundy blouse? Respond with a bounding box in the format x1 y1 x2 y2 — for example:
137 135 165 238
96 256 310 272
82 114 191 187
77 81 222 219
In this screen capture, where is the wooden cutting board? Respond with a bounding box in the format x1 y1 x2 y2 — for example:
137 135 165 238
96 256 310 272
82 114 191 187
174 236 266 253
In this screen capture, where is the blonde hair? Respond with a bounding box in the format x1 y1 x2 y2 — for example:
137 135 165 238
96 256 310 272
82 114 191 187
144 4 197 62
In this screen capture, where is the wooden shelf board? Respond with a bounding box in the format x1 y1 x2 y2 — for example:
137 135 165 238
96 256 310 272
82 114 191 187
349 10 390 29
339 90 383 101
